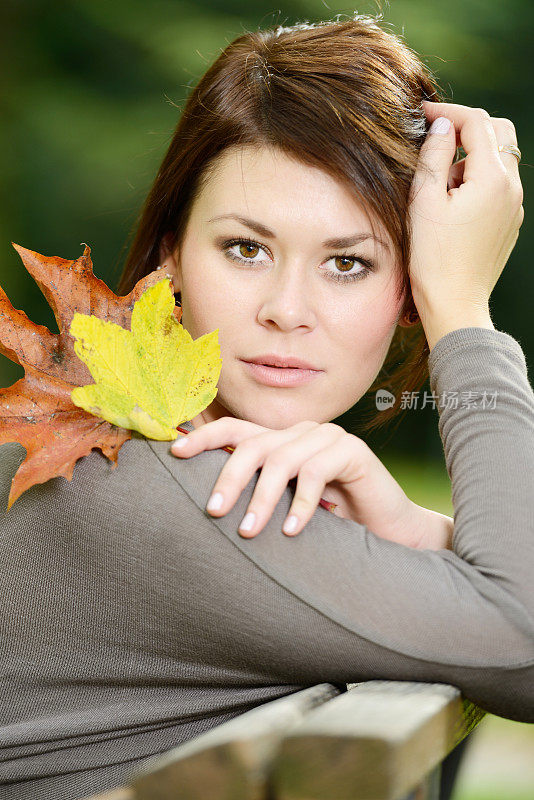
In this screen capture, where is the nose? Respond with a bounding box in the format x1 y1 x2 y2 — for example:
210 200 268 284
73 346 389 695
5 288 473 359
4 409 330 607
256 260 318 331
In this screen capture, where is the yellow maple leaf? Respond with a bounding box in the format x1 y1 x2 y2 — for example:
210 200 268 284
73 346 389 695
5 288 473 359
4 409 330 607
69 278 221 439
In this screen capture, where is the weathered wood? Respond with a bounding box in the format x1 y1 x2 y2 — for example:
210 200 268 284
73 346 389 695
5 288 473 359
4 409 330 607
269 680 486 800
129 683 341 800
78 680 485 800
80 788 133 800
396 763 441 800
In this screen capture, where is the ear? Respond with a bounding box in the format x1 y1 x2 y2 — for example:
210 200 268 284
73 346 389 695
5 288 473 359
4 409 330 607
158 232 181 293
397 308 420 328
396 292 420 328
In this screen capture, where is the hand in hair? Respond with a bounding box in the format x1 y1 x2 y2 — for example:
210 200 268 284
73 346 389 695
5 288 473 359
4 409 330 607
407 100 523 351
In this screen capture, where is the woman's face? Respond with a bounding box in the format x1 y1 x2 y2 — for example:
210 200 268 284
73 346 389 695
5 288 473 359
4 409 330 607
160 145 408 430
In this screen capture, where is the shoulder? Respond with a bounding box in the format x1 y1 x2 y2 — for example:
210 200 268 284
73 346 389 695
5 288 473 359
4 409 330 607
0 434 190 524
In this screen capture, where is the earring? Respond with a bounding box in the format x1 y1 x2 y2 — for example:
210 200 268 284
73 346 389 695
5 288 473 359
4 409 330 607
174 291 182 307
402 308 420 325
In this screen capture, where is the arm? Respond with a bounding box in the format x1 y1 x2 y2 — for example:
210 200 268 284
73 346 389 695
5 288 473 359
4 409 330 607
149 326 534 721
333 501 454 552
408 504 454 551
412 304 492 550
1 324 532 760
420 300 495 354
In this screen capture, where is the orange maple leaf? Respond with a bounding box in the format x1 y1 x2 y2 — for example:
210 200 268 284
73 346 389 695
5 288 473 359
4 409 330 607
0 243 181 511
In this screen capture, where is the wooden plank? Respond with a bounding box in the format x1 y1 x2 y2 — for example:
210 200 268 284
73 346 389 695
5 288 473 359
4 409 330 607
270 680 486 800
79 788 133 800
128 683 341 800
396 763 442 800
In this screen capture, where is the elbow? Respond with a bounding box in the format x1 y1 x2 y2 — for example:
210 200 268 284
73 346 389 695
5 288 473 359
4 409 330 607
460 650 534 723
459 599 534 722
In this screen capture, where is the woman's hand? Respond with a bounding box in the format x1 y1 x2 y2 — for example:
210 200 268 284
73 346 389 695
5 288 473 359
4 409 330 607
408 101 524 349
170 417 451 550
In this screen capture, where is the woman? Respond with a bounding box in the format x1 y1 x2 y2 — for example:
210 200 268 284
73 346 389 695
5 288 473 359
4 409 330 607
0 14 531 800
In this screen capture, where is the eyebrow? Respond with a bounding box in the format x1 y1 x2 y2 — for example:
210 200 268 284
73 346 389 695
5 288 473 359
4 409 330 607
207 213 390 252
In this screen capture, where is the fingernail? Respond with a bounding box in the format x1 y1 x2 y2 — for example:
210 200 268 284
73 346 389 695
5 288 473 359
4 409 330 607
239 511 256 532
172 437 188 449
206 492 223 512
429 117 451 135
283 515 298 534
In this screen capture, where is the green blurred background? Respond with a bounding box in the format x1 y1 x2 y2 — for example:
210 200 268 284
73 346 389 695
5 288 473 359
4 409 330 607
1 0 532 461
1 1 533 796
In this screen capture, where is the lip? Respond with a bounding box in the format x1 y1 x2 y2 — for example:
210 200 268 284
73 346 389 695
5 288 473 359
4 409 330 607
244 354 320 370
241 360 323 388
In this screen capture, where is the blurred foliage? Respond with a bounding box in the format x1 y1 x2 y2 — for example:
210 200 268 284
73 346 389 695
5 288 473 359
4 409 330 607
1 0 532 461
1 5 532 792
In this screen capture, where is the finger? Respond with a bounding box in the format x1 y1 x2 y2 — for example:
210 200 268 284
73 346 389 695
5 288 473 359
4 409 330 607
447 156 465 191
205 421 320 520
170 416 264 456
447 117 520 190
424 101 518 152
422 101 503 185
234 423 344 537
282 437 359 536
491 117 521 179
410 110 457 199
171 417 318 457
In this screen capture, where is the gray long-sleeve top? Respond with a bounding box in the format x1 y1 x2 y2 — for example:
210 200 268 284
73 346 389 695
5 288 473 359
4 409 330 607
1 326 533 799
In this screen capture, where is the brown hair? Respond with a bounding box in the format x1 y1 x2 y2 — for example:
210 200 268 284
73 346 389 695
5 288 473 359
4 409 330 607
116 12 447 435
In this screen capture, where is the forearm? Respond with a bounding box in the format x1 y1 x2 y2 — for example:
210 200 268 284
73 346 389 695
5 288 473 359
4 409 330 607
415 302 493 545
416 297 495 353
371 497 454 551
413 505 454 551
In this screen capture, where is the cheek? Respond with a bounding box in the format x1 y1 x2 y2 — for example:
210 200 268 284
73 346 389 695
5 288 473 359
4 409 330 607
334 290 402 371
186 291 220 331
183 265 257 340
180 252 230 335
343 290 400 340
364 277 404 337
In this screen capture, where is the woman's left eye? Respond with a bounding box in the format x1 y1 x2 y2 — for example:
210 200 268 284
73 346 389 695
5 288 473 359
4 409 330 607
221 237 374 283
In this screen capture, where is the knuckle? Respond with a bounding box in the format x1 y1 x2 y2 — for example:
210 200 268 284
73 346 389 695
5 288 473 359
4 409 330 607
262 451 288 473
349 433 372 464
249 487 272 509
292 419 320 431
491 164 511 190
214 415 235 428
502 169 515 190
494 117 516 135
502 172 522 200
293 496 315 515
234 438 261 459
291 488 317 512
512 180 524 205
214 467 239 492
348 431 367 451
299 460 324 483
474 106 491 120
321 422 344 435
420 163 441 186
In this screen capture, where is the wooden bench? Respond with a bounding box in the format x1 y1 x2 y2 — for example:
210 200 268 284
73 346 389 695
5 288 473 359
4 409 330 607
83 680 486 800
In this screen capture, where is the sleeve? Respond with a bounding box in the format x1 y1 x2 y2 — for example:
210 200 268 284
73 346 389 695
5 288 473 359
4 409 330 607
147 327 534 722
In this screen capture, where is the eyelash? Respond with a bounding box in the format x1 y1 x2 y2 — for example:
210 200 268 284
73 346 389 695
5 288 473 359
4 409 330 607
220 236 375 283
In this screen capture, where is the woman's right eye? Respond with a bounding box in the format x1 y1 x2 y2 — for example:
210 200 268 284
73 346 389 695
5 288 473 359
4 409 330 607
222 238 269 264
